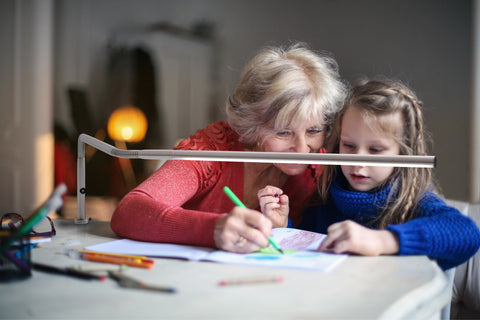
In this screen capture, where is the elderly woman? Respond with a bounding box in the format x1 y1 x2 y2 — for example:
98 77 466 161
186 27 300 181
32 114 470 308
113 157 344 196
110 42 347 253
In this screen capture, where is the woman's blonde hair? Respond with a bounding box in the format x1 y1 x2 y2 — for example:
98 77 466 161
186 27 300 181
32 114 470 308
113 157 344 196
320 78 433 228
226 42 347 148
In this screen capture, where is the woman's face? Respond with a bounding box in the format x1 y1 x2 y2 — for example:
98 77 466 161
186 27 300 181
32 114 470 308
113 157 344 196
261 119 324 176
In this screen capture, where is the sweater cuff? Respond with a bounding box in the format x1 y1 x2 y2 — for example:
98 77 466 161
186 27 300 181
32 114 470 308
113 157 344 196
387 223 431 256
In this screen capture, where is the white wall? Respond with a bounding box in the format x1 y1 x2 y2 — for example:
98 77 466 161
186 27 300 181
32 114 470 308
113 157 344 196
0 0 54 214
50 0 478 202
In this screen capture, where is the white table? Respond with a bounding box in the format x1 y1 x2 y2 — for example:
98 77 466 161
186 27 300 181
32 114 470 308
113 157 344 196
0 219 450 319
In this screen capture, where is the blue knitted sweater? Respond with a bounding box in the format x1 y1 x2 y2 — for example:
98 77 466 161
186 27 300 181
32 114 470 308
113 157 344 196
300 176 480 270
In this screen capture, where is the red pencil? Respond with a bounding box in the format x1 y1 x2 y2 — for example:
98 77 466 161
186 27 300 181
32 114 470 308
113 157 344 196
218 276 283 286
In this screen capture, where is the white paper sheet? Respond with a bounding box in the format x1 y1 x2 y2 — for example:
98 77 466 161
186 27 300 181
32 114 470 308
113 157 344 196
85 228 347 272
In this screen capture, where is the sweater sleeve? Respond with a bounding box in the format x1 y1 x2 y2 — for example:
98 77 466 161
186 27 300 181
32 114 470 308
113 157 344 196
110 121 239 248
110 160 224 248
387 193 480 270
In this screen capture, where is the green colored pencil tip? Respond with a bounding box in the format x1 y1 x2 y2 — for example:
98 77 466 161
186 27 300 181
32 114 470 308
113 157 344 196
269 237 284 254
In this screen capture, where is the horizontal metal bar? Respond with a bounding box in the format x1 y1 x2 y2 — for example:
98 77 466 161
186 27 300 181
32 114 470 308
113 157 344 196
76 134 436 224
113 149 434 168
80 134 435 168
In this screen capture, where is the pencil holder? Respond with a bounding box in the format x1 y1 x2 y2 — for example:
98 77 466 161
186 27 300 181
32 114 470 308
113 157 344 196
0 234 32 281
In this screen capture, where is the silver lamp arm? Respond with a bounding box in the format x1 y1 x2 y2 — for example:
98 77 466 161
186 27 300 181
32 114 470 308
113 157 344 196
75 133 436 224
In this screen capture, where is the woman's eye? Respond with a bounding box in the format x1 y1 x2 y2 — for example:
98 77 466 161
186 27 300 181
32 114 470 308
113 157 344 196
277 131 292 137
342 143 355 149
307 128 323 134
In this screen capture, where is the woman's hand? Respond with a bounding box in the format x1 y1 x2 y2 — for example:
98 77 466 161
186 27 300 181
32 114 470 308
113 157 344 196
257 185 289 228
318 220 400 256
213 206 272 253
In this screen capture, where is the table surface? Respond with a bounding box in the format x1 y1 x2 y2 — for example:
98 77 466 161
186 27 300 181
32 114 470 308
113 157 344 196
0 219 450 319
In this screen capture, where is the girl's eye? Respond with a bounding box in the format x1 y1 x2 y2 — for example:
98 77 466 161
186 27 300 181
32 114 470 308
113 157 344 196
369 147 384 153
342 143 355 149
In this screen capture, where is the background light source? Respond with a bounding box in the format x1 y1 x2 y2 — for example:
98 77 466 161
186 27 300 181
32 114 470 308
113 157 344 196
107 105 148 143
106 105 148 192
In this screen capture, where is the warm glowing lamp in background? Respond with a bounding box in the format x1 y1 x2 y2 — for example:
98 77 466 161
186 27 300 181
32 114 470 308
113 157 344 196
107 105 148 143
107 105 148 190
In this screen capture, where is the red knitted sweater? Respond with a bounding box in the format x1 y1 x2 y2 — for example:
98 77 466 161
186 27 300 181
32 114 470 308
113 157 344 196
110 121 322 248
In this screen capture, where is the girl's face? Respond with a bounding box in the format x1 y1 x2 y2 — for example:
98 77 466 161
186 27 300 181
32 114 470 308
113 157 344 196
339 107 401 192
261 119 324 176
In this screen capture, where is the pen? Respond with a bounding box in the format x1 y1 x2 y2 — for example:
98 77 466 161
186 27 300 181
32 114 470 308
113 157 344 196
76 250 154 269
223 186 284 254
33 262 107 281
218 275 284 286
108 271 176 293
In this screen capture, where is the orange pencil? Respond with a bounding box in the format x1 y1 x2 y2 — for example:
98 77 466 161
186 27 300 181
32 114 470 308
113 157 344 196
77 250 154 269
78 250 150 260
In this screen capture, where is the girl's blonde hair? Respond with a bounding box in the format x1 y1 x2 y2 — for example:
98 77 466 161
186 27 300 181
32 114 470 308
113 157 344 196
320 78 433 228
226 42 347 148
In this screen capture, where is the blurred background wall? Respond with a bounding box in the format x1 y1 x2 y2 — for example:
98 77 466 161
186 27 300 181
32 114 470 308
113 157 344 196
1 0 478 215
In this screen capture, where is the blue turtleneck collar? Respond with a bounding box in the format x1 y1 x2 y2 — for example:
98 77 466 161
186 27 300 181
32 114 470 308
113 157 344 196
329 174 396 225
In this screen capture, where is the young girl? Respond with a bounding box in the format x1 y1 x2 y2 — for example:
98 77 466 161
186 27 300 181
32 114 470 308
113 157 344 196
258 78 480 270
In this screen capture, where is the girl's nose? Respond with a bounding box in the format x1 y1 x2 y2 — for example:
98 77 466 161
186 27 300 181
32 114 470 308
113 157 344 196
353 147 367 155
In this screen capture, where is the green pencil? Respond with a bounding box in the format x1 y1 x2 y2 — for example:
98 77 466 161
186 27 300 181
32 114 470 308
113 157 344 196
223 186 284 254
16 184 67 236
0 184 66 255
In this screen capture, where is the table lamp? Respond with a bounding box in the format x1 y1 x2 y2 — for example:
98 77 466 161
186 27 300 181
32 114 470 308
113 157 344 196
75 132 436 224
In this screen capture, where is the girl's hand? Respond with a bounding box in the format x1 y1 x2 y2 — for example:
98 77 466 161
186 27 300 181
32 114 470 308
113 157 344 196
318 220 400 256
213 206 272 253
257 185 289 228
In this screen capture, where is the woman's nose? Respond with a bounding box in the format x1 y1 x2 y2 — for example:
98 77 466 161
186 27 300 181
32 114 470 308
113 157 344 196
291 135 311 153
